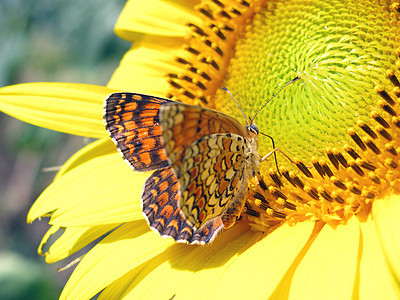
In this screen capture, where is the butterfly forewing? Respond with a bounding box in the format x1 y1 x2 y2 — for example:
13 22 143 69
104 93 171 171
159 103 249 173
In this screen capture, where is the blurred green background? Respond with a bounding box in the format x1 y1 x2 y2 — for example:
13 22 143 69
0 0 130 298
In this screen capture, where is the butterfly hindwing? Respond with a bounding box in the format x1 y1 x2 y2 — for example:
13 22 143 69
104 93 172 171
178 133 251 229
141 167 223 244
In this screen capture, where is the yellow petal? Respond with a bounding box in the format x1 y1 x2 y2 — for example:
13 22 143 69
373 194 400 292
102 222 256 299
27 152 149 226
114 0 200 40
287 217 360 300
107 36 185 94
44 224 121 263
358 218 400 299
114 221 315 299
60 221 174 300
37 225 60 256
0 82 115 138
55 138 116 179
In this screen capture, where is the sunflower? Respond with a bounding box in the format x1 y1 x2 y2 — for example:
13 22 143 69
1 0 400 299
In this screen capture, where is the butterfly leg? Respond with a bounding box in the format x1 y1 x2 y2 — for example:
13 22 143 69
261 148 295 164
221 186 247 229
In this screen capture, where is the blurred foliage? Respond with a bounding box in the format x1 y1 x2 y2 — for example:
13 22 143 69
0 253 57 300
0 0 129 86
0 0 130 297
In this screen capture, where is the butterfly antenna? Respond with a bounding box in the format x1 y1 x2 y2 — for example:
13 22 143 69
250 76 301 123
222 87 249 125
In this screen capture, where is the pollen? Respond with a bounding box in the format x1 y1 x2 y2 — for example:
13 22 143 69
167 0 267 106
166 1 400 233
245 74 400 231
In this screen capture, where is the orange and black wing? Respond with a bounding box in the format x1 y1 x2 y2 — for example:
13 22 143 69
141 167 223 244
159 102 249 172
158 103 254 231
104 93 245 243
104 93 172 171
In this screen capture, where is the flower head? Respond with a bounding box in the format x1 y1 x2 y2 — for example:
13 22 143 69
1 0 400 299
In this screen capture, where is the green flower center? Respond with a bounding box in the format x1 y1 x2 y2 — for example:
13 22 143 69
167 0 400 230
219 0 399 166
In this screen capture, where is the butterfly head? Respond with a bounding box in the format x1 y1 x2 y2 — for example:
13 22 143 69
246 123 259 135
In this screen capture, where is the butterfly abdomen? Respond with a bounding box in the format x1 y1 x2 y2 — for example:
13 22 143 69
245 137 260 178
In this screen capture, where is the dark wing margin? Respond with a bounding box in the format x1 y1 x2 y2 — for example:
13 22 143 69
104 92 172 171
141 167 223 244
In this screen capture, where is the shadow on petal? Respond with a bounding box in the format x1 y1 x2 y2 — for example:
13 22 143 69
270 221 325 299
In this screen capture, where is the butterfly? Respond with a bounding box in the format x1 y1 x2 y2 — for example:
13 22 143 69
103 78 299 244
